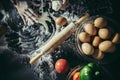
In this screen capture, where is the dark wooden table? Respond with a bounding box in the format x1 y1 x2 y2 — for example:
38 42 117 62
0 0 120 80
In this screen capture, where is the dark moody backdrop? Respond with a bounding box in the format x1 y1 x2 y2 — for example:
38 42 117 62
0 0 120 80
104 0 120 80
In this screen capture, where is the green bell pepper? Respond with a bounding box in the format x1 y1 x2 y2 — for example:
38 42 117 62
80 63 101 80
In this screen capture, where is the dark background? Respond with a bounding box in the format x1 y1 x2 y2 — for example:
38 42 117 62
0 0 120 80
102 0 120 80
109 0 120 24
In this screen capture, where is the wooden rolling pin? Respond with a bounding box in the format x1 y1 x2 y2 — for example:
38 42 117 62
29 13 89 64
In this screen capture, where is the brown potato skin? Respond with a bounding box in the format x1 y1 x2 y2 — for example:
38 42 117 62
94 17 107 28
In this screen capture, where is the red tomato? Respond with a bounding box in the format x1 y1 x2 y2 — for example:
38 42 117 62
73 72 80 80
55 59 69 73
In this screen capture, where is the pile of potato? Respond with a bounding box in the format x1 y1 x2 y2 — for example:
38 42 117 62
78 17 120 60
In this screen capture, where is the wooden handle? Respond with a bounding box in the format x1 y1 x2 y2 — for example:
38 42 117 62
29 13 89 64
29 22 75 64
75 13 90 25
29 51 45 64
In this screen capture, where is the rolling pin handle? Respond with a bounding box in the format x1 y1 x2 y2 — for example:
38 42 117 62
29 51 44 64
29 13 89 64
75 13 89 25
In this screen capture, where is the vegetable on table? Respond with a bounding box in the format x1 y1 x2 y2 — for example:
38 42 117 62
73 72 80 80
55 58 69 73
80 63 101 80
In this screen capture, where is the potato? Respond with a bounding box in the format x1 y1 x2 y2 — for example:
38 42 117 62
112 33 120 44
55 16 67 26
92 36 102 47
99 41 116 53
84 23 97 36
78 32 91 43
81 43 94 55
98 28 110 39
92 49 104 60
94 17 107 28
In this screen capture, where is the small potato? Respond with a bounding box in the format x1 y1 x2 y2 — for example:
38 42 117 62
94 17 107 28
78 32 91 43
92 49 104 60
55 16 67 26
81 43 94 55
84 23 97 36
98 28 110 39
99 41 116 53
112 33 120 44
92 36 102 47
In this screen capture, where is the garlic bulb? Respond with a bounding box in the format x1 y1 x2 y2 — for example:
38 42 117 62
52 0 62 11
